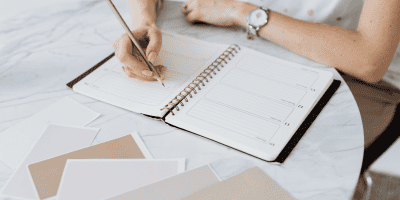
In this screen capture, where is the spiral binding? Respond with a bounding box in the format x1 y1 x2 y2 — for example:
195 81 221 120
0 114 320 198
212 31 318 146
161 44 241 116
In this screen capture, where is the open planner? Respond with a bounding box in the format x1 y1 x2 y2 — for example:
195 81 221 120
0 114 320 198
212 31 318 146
67 31 340 162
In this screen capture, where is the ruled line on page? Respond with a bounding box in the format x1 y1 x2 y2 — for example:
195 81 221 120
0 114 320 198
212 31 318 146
91 73 174 106
204 84 294 123
161 32 219 60
235 54 319 88
154 50 206 75
187 99 280 142
221 69 307 105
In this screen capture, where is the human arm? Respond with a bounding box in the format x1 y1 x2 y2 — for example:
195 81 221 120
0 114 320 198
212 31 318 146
184 0 400 83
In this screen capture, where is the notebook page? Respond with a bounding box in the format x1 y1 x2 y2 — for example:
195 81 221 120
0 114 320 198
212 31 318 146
73 32 229 117
165 46 333 160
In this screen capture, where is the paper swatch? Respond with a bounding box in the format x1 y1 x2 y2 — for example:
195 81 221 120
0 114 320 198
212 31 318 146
57 159 185 200
28 133 151 200
0 97 100 169
108 165 220 200
0 124 99 200
183 167 295 200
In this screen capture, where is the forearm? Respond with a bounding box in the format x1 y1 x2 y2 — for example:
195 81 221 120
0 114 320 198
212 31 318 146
127 0 158 28
234 2 400 83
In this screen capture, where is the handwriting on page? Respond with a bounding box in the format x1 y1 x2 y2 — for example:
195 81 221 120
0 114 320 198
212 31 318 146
235 54 319 89
187 99 280 143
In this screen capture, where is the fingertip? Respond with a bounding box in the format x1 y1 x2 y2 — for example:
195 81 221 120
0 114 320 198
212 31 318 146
148 52 157 65
160 65 168 73
112 40 118 50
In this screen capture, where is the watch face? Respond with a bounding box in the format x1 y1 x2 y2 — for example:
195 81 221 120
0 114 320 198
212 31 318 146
249 9 268 27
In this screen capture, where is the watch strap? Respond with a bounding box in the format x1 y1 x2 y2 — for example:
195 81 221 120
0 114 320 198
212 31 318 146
246 6 269 40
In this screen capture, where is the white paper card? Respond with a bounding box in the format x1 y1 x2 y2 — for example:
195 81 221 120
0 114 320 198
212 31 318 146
56 159 185 200
0 124 99 200
0 97 100 169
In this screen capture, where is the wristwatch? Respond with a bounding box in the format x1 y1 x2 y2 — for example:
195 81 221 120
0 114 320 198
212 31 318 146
247 6 270 40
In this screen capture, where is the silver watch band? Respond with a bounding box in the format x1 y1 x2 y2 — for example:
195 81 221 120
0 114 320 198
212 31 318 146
248 25 259 37
247 6 269 40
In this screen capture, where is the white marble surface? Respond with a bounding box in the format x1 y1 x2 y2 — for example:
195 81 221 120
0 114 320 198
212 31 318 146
0 0 368 199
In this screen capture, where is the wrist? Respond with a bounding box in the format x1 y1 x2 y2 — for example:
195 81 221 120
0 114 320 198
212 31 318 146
234 2 257 28
131 19 157 30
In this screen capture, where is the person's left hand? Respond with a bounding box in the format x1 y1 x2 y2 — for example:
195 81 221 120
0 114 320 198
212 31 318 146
182 0 242 27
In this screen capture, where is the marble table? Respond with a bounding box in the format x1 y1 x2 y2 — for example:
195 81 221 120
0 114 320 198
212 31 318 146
0 0 366 199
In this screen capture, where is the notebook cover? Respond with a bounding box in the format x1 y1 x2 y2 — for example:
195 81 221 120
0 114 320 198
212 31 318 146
182 167 295 200
66 46 340 163
66 53 115 89
273 79 341 163
163 79 341 163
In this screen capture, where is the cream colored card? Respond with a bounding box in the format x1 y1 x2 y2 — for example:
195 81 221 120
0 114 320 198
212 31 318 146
183 167 295 200
57 159 185 200
28 132 151 200
108 165 220 200
0 97 100 169
0 124 99 200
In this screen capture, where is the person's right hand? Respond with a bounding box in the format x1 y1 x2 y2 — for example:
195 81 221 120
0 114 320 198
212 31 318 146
112 25 167 81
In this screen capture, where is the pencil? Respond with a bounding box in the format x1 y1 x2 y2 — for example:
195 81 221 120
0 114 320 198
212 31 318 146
106 0 165 87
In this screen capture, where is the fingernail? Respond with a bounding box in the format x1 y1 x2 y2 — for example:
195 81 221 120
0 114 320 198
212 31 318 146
142 70 153 76
148 52 156 64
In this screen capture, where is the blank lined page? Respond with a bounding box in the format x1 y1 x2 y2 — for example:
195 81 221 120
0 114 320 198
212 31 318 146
89 58 184 106
165 46 333 160
221 69 306 105
236 54 319 88
72 32 228 117
188 99 280 143
205 84 293 123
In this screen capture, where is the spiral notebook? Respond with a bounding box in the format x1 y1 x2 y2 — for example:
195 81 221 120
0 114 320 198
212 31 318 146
67 32 340 162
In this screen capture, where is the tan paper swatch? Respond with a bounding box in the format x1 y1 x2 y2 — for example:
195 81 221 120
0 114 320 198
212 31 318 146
183 167 295 200
28 133 150 200
0 124 99 200
108 165 220 200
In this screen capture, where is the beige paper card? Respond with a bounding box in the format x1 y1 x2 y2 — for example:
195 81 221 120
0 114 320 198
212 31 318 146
183 167 295 200
28 133 151 200
0 124 99 200
108 165 220 200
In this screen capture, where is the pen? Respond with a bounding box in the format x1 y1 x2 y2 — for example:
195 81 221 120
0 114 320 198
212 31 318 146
106 0 165 87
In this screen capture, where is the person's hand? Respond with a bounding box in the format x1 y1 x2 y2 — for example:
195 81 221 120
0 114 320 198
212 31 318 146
112 25 167 81
182 0 242 27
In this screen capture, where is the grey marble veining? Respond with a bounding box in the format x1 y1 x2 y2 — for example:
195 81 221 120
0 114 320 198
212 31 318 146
0 0 366 199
